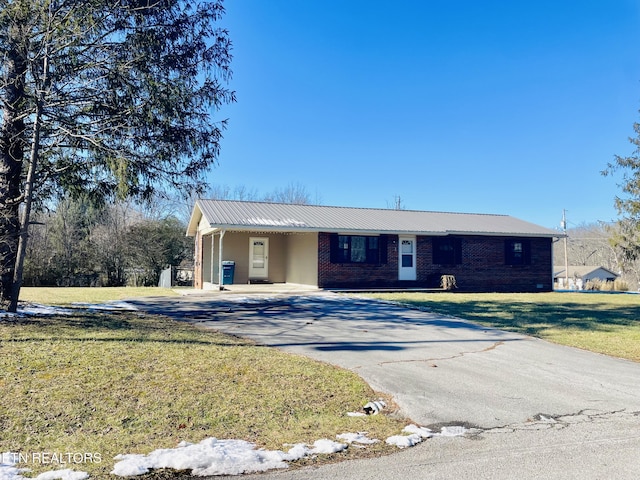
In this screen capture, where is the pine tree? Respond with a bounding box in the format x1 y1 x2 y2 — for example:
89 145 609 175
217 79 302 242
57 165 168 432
0 0 234 311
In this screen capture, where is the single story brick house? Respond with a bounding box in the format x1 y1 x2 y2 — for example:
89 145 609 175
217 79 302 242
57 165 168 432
186 199 562 292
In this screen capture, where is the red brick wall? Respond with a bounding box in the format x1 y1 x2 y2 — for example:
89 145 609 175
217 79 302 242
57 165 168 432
317 233 397 287
317 233 553 292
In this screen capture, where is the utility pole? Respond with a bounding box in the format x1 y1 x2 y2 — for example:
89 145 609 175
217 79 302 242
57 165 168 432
561 209 569 289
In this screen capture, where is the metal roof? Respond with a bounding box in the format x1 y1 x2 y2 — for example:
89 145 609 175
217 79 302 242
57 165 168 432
187 199 562 238
553 266 619 278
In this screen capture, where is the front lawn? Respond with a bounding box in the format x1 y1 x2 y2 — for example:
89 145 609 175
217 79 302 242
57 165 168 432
18 286 178 306
362 292 640 362
1 292 406 478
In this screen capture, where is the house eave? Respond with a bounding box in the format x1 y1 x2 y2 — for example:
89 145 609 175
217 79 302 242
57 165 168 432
186 201 204 237
190 224 561 238
444 230 564 239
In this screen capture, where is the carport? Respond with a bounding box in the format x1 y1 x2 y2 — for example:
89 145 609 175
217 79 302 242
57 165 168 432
193 228 319 290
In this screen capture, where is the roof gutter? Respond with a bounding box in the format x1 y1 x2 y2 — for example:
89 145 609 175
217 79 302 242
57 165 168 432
192 224 562 238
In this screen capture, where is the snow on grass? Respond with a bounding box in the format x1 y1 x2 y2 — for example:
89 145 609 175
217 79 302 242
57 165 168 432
0 301 139 318
336 432 379 445
386 424 467 448
111 426 466 477
28 470 89 480
0 304 72 318
385 433 424 448
111 438 348 477
0 454 88 480
70 301 138 312
346 411 367 417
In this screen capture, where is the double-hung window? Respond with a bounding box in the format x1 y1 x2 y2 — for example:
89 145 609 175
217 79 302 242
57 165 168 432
331 234 385 264
505 239 531 265
432 237 462 265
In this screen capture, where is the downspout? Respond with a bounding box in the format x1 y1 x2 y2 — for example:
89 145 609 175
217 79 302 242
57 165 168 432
218 229 226 290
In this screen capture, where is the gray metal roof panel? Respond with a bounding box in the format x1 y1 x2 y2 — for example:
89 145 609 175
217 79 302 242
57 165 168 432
193 200 560 237
553 266 619 278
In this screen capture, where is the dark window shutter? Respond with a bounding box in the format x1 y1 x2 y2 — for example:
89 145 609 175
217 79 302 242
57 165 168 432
380 235 388 264
505 240 513 264
330 233 340 263
524 240 531 264
454 238 462 264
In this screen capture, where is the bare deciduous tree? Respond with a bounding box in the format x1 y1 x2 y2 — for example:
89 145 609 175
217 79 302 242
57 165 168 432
263 182 319 205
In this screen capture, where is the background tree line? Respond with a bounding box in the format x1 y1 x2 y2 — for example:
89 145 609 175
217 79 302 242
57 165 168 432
23 197 192 287
22 183 318 288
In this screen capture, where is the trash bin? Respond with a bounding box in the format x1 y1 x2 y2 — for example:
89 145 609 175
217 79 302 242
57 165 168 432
221 261 235 285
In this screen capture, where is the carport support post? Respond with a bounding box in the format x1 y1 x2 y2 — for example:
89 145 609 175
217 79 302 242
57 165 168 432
214 235 216 285
218 229 226 290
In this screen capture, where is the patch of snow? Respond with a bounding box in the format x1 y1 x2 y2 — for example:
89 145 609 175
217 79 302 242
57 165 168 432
1 454 88 480
0 304 72 318
4 426 465 479
112 439 289 477
439 426 467 436
0 301 140 318
385 434 424 448
32 470 89 480
336 433 379 445
71 301 138 312
386 425 466 449
0 456 23 480
112 437 347 477
402 425 435 438
304 439 348 455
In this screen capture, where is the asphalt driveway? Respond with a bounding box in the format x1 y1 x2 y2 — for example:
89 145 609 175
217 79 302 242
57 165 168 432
127 291 640 430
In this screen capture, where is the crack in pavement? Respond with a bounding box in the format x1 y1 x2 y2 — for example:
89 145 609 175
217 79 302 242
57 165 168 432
467 409 640 437
362 341 507 368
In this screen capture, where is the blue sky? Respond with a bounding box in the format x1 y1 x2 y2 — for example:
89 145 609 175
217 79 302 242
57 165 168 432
208 0 640 230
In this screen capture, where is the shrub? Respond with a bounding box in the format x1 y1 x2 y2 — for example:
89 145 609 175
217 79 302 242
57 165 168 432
584 278 629 292
600 280 614 291
614 278 630 291
584 278 602 291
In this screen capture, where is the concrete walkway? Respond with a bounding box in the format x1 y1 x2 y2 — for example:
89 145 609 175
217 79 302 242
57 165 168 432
173 283 321 296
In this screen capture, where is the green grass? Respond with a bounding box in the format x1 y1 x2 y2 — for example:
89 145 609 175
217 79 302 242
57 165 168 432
19 286 178 306
13 287 637 478
1 289 406 478
362 292 640 362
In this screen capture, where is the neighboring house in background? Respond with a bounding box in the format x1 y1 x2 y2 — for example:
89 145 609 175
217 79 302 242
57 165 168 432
553 265 619 290
186 200 562 292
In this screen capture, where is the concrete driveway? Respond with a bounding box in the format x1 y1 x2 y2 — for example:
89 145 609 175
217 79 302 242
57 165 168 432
128 291 640 430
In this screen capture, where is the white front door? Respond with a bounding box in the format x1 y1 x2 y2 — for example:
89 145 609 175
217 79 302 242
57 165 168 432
398 236 417 281
249 237 269 279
